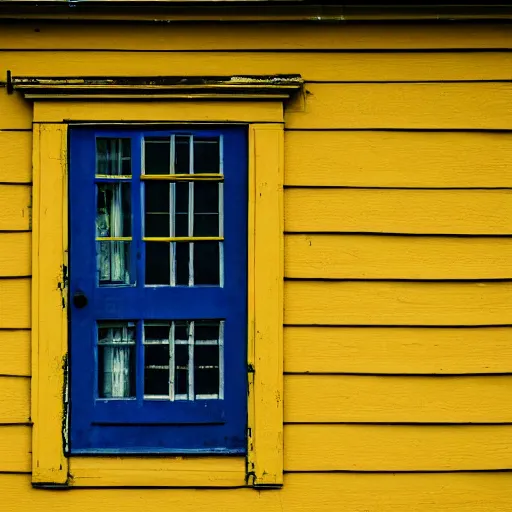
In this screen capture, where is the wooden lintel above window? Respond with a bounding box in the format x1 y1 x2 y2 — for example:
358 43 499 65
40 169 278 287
9 74 304 101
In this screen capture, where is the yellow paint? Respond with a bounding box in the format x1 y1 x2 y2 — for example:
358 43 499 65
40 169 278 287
286 83 512 129
0 92 32 130
285 131 512 188
0 426 31 473
284 326 512 374
70 457 246 487
284 424 512 471
285 189 512 235
0 185 31 231
0 232 31 277
0 377 30 423
285 235 512 279
1 22 510 50
31 123 69 485
95 236 132 242
249 124 284 487
33 101 283 123
285 375 512 423
0 279 30 329
4 472 512 512
0 330 31 376
141 174 224 181
142 236 223 242
0 131 32 183
285 281 512 326
4 51 512 81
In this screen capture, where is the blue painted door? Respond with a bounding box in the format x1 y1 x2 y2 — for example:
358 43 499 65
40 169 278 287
69 127 248 453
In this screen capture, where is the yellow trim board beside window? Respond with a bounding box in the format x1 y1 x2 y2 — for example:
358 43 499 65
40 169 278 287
31 101 284 488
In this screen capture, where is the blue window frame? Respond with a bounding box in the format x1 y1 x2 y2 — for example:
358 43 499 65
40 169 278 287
69 127 248 454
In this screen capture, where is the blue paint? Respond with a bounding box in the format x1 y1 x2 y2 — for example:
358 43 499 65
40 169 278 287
69 127 248 454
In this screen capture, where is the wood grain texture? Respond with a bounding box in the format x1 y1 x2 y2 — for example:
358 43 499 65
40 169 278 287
0 330 30 377
0 377 29 424
0 131 32 184
34 101 283 124
5 51 512 81
285 375 512 423
0 279 30 329
0 185 31 231
285 189 512 235
284 424 512 471
284 281 512 326
0 426 30 472
5 472 512 512
284 326 512 374
70 457 246 487
0 92 32 130
285 131 512 188
285 235 512 279
1 22 510 50
0 233 31 277
286 83 512 129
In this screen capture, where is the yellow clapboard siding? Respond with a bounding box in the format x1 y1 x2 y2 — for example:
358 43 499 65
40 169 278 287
4 472 512 512
70 457 246 487
0 426 30 472
0 22 510 50
285 375 512 423
0 185 31 231
284 326 512 374
285 235 512 279
285 425 512 471
286 83 512 129
284 189 512 235
0 233 31 277
0 92 32 130
285 131 512 188
284 281 512 326
0 377 29 424
0 279 30 329
0 131 32 184
4 51 512 81
0 330 30 377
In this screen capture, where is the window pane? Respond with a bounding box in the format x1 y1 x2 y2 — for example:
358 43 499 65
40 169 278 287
144 344 170 397
175 242 189 286
194 181 219 237
174 344 189 398
194 241 220 285
145 137 170 174
96 138 131 176
193 138 220 173
97 241 131 285
145 242 170 285
175 136 190 174
145 182 170 237
174 182 189 237
194 345 219 397
97 323 136 399
96 183 131 237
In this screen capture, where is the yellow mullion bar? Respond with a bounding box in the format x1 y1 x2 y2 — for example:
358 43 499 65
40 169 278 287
143 236 224 242
95 174 132 180
96 237 132 242
141 173 224 181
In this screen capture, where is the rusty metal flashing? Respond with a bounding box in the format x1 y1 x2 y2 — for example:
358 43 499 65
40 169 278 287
9 75 304 100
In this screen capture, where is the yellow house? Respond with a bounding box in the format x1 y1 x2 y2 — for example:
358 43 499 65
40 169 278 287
1 1 512 510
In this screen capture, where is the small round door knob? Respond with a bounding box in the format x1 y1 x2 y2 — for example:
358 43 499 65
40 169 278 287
73 291 88 309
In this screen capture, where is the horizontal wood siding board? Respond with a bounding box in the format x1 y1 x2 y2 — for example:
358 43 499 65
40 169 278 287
0 132 32 184
0 426 30 473
284 189 512 235
4 472 512 512
285 131 512 188
0 233 31 277
284 326 512 374
0 377 29 424
285 235 512 280
284 281 512 326
4 52 512 82
0 93 32 130
284 424 512 471
0 330 30 377
285 375 512 423
285 83 512 129
0 279 30 329
0 185 31 231
1 23 510 50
